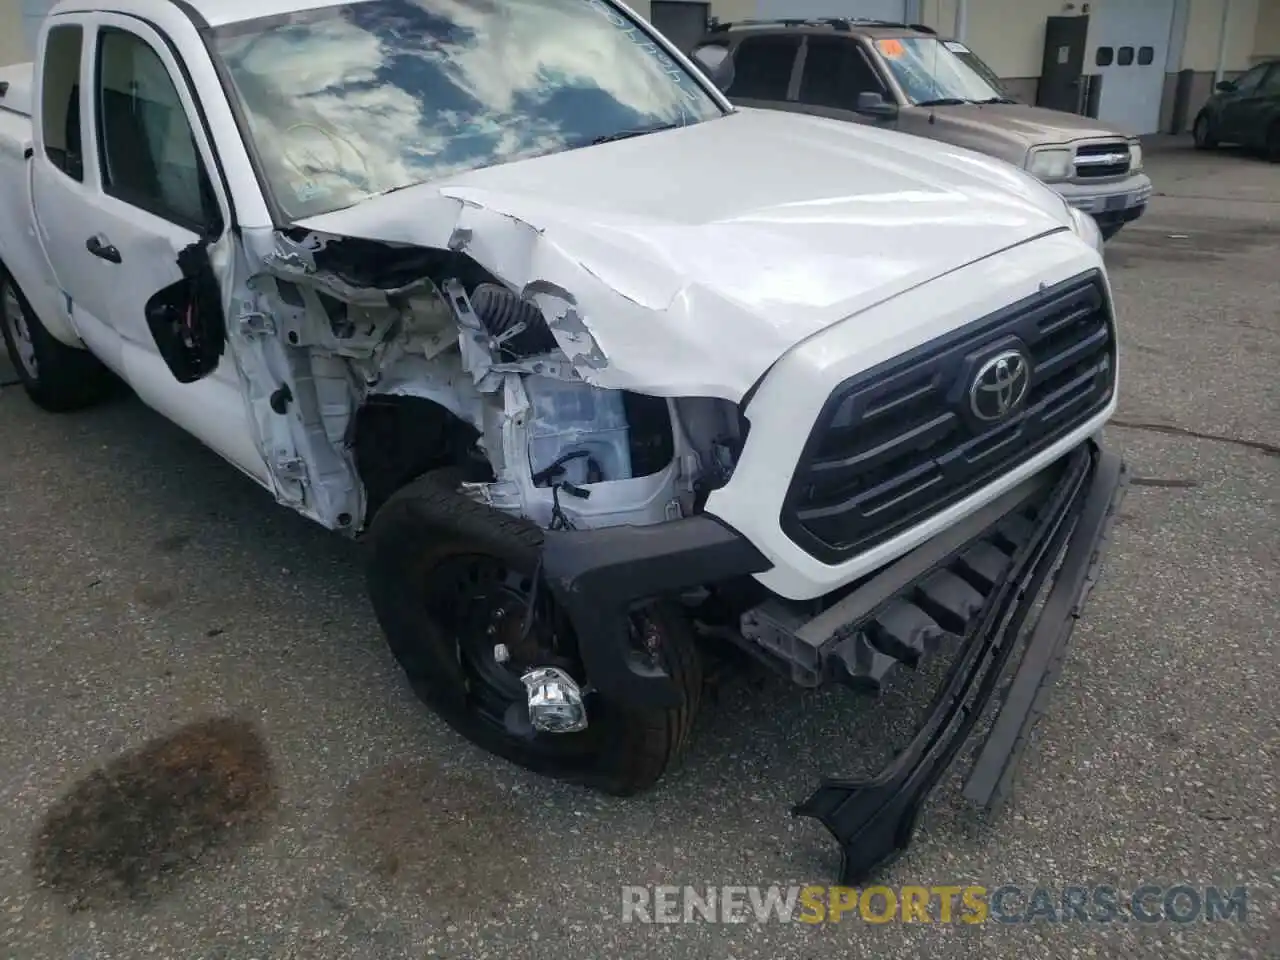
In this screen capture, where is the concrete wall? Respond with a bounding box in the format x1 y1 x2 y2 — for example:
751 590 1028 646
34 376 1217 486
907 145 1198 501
1182 0 1258 70
1253 0 1280 61
1 0 27 67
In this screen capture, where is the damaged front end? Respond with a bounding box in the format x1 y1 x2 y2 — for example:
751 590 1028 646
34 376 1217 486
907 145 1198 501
201 184 1126 887
218 202 752 543
541 438 1128 882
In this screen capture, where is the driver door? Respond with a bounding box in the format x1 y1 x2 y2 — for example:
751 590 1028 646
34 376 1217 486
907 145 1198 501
1216 64 1270 142
82 15 270 485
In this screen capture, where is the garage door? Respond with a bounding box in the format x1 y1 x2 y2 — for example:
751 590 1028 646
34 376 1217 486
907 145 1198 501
756 1 908 23
1089 0 1175 135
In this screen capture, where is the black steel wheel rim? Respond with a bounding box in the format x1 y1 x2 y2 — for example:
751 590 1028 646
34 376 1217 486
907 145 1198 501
421 552 581 732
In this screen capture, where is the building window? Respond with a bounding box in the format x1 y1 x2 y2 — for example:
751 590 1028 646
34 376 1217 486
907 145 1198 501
725 35 800 100
1137 46 1154 66
1096 46 1113 67
1117 46 1134 66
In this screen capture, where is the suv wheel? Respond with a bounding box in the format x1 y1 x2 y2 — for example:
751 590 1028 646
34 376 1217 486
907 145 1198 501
1192 112 1217 150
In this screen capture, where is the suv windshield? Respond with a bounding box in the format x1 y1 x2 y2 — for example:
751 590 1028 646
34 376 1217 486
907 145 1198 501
210 0 724 221
873 36 1013 106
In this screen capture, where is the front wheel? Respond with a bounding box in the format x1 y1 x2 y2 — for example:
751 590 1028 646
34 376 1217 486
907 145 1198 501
1266 121 1280 163
364 469 703 796
1192 112 1217 150
1 272 114 412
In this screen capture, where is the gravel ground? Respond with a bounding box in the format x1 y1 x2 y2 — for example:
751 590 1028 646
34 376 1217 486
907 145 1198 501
1 144 1277 960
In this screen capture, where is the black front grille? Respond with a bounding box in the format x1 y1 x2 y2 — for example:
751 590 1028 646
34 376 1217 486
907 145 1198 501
1074 141 1130 179
781 270 1115 564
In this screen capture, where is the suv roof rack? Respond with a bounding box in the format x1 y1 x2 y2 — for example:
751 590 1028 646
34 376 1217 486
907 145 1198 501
709 17 937 35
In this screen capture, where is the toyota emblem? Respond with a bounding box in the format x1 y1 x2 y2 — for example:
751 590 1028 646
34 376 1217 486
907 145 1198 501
969 349 1031 422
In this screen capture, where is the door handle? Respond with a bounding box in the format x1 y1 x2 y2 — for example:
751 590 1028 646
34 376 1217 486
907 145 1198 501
85 234 122 264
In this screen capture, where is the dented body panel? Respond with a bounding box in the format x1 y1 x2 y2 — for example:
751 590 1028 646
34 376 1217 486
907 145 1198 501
297 107 1080 401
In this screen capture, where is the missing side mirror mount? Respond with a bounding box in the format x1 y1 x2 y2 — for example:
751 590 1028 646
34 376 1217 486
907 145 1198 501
145 241 226 384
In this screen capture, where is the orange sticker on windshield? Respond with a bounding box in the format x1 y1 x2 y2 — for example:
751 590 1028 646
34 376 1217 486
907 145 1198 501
877 39 905 58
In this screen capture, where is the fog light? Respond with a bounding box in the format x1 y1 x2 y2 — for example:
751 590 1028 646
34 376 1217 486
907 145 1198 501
521 667 588 733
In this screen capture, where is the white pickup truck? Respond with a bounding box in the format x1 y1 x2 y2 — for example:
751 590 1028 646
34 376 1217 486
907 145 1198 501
0 0 1127 883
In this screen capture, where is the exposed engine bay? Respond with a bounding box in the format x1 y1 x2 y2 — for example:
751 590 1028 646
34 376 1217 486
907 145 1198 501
232 228 748 534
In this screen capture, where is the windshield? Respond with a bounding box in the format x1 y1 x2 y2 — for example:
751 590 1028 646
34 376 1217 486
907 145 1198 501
210 0 725 221
873 36 1011 105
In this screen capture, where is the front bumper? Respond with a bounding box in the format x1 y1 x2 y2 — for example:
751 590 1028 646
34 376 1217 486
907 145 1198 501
541 439 1127 880
1056 172 1152 224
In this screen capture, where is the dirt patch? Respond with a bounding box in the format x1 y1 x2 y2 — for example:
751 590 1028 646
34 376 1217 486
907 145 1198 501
134 584 178 609
1105 218 1280 268
30 716 277 909
336 759 542 918
155 533 194 554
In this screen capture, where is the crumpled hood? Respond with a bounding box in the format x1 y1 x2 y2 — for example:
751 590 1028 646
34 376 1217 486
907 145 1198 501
297 108 1075 400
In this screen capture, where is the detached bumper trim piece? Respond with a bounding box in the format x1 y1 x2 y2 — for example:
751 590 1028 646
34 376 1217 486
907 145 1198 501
793 441 1128 885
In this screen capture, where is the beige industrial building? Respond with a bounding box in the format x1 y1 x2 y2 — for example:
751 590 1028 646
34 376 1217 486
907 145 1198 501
2 0 1278 134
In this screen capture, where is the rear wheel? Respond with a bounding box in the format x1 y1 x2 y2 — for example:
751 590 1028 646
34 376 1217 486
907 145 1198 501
1 272 114 412
365 469 702 796
1266 121 1280 163
1192 112 1217 150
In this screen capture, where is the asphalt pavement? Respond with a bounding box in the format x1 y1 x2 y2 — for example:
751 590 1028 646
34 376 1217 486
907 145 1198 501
1 144 1277 959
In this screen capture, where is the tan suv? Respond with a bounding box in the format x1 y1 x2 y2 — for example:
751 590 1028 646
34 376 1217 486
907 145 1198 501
692 18 1152 241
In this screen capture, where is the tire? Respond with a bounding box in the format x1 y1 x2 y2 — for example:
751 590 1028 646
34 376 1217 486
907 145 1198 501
1099 222 1123 242
1 271 114 412
364 469 702 796
1192 112 1217 150
1266 121 1280 163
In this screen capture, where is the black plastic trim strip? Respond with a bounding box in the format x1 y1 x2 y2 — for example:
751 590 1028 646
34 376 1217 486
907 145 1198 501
962 446 1129 808
792 441 1123 885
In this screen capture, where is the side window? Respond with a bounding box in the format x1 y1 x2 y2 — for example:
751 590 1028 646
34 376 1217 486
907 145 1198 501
1233 64 1268 93
94 27 219 231
726 35 800 100
1259 66 1280 95
1095 47 1113 67
41 25 84 181
798 38 885 109
691 43 730 73
1117 46 1134 66
1137 46 1154 66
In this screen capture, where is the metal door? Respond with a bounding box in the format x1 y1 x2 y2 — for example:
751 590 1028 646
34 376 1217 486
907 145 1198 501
1036 15 1089 114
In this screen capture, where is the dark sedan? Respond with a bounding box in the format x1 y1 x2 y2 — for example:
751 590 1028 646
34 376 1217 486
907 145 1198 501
1192 59 1280 160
